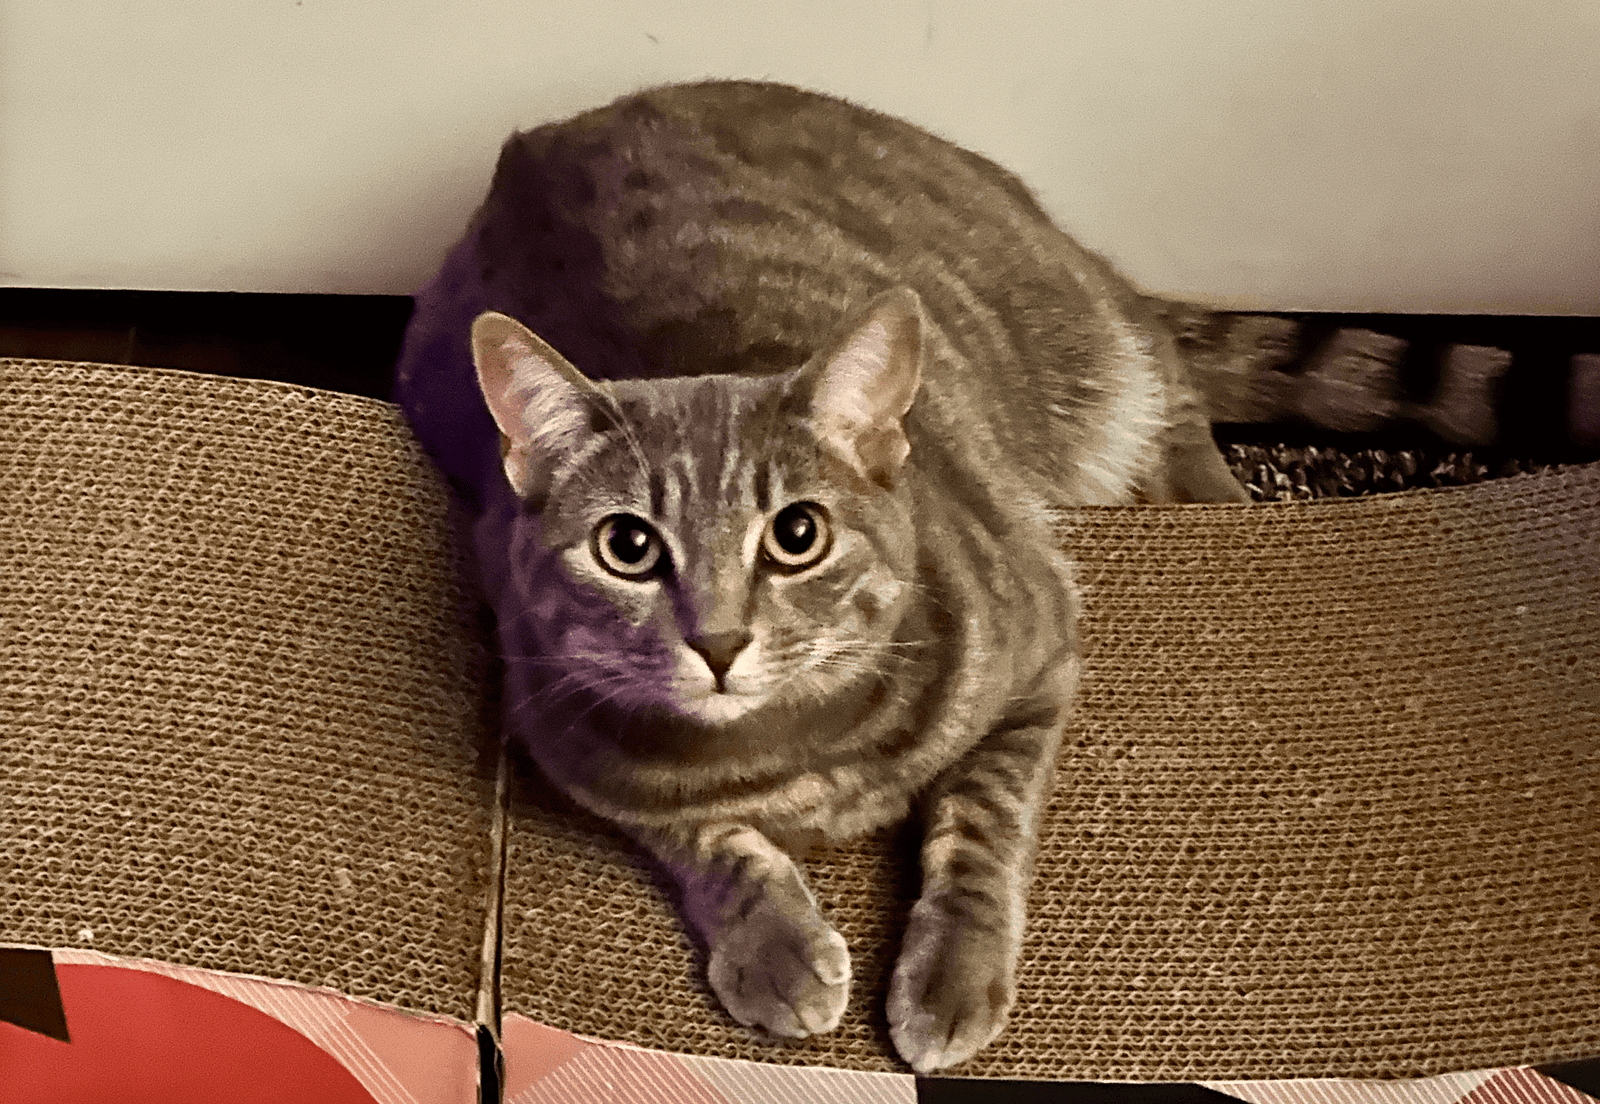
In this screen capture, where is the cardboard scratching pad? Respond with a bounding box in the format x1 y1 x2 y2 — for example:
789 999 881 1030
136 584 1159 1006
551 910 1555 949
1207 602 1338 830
4 358 1597 1083
502 445 1600 1079
1 359 498 1023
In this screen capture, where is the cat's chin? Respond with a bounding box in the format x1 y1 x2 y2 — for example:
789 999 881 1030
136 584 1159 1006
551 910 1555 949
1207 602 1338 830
673 689 767 728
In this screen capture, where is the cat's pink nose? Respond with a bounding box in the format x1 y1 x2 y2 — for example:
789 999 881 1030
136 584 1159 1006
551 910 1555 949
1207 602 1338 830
687 630 752 685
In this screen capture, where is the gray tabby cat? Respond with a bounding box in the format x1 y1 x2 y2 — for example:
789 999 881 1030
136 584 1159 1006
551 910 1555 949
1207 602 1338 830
394 79 1247 1072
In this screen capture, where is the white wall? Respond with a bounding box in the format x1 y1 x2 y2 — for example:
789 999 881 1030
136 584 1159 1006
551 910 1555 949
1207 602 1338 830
2 0 1596 313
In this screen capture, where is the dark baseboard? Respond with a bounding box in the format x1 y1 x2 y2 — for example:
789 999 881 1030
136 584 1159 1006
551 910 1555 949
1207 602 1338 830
0 288 413 401
2 289 1596 465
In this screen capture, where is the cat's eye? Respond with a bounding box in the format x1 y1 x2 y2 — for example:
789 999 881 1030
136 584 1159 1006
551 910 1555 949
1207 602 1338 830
593 514 665 579
762 502 831 571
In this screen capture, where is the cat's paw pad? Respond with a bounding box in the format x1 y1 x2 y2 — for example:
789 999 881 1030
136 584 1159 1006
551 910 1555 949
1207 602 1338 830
887 895 1017 1073
707 900 850 1039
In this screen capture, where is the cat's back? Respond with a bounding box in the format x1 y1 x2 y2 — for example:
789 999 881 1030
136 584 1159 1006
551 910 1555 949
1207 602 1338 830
479 80 1067 363
472 80 1175 504
501 79 1056 271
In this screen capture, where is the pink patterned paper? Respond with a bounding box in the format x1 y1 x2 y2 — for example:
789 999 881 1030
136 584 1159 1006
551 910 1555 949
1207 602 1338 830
500 1012 917 1103
499 1011 1595 1104
44 948 479 1104
11 947 1592 1104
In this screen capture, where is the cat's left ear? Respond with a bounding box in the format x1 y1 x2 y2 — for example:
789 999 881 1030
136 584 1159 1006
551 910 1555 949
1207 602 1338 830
791 287 925 487
470 311 606 502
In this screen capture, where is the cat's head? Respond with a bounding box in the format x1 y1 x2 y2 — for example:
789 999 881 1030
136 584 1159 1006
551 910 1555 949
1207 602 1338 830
472 289 925 729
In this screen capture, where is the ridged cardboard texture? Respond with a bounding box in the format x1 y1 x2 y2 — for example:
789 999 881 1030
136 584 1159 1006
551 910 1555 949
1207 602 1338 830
2 359 498 1021
5 358 1595 1077
502 454 1600 1078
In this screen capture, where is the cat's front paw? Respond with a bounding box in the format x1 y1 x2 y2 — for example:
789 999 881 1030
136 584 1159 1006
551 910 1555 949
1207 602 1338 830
887 893 1017 1073
707 898 850 1039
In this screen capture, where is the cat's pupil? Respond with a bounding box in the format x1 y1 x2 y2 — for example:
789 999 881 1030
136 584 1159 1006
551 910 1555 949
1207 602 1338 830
609 519 653 563
775 505 816 554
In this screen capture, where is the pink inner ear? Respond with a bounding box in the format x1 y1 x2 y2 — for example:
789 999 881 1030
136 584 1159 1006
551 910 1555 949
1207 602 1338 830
472 312 591 447
480 342 528 437
496 354 590 456
831 321 895 410
811 307 921 483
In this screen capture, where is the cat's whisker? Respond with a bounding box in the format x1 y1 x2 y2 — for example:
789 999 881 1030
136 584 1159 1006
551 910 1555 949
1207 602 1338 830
563 662 667 730
515 674 594 713
527 684 633 727
515 664 641 716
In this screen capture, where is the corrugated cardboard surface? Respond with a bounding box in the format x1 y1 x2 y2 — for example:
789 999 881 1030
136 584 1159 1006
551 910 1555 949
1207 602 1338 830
1 359 498 1022
502 467 1599 1079
5 358 1595 1078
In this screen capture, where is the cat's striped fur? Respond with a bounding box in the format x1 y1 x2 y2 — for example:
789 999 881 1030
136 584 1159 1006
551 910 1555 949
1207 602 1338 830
395 80 1247 1072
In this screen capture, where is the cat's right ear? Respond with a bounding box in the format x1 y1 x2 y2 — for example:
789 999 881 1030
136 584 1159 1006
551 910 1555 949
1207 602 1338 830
470 311 598 503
